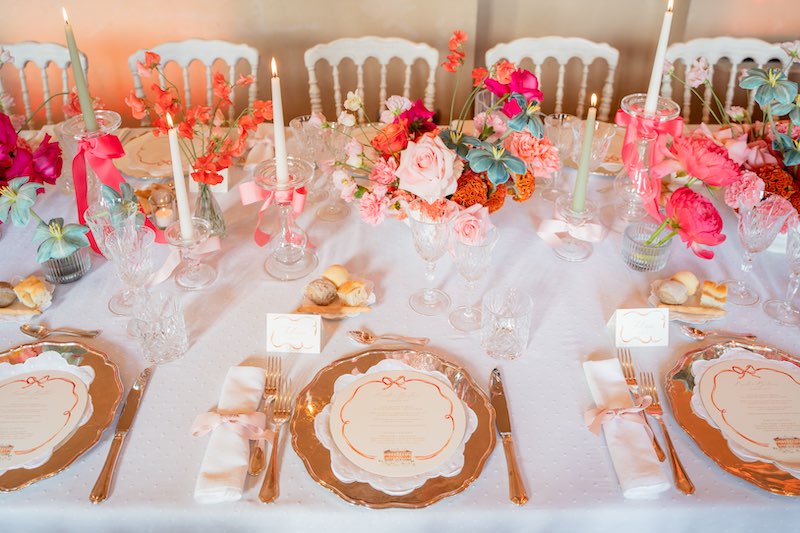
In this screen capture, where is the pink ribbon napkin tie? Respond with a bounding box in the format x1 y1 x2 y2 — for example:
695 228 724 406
239 181 307 247
191 411 273 441
584 395 655 440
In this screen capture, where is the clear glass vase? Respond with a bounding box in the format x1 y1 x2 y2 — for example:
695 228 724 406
195 183 227 238
42 246 92 284
621 222 673 272
613 94 680 224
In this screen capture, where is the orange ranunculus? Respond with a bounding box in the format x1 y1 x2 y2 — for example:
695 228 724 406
494 59 516 84
371 120 410 156
253 100 273 122
212 72 232 108
471 67 488 87
191 153 224 185
125 91 148 120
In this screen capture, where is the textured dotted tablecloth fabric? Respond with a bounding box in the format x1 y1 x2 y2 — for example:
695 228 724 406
1 132 799 532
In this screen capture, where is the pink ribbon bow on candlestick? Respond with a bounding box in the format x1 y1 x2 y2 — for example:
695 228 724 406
72 134 166 253
191 411 274 441
238 181 307 247
584 395 655 439
536 218 606 248
614 109 683 179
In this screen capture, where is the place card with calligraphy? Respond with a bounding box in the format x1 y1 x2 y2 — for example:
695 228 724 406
609 308 669 348
266 313 321 354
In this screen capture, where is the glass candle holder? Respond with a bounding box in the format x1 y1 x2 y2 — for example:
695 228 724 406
165 217 217 290
553 194 598 262
150 189 177 230
621 222 673 272
254 157 318 281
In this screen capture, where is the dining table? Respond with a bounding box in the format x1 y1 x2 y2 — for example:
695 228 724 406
1 125 799 533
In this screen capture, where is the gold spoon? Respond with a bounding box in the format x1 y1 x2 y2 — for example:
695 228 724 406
680 325 756 342
348 330 429 346
20 324 101 339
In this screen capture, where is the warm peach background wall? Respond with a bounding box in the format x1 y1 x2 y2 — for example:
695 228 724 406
1 0 798 127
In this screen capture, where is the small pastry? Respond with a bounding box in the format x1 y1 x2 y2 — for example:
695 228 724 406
337 280 369 306
321 264 350 288
700 281 728 309
0 282 16 307
671 271 700 296
13 276 52 309
304 278 338 306
656 280 689 305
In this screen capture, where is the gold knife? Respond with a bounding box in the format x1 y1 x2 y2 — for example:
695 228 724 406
90 366 154 504
490 368 529 505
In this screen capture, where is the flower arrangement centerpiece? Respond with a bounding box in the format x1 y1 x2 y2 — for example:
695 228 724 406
125 52 274 236
329 30 558 228
648 41 800 257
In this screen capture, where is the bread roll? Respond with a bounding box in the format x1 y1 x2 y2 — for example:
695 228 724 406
656 280 689 304
304 278 338 305
700 281 727 309
337 280 369 306
671 271 700 295
322 264 350 288
13 276 52 309
0 282 16 308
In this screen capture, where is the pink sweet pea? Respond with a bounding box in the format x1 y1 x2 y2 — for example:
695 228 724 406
658 187 725 259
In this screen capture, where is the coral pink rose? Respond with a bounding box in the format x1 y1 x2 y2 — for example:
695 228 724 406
653 134 741 187
503 131 560 176
395 135 459 201
358 192 388 225
451 204 494 246
660 187 725 259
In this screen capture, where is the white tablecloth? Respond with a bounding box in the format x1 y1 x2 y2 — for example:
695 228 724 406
1 130 799 532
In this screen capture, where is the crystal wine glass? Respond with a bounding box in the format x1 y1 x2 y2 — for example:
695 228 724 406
289 115 328 204
449 228 499 332
724 192 793 305
407 199 452 315
314 122 352 221
542 113 578 202
571 120 617 173
763 223 800 325
104 225 155 315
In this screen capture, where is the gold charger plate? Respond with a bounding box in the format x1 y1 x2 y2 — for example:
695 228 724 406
666 340 800 496
290 348 496 508
0 341 123 491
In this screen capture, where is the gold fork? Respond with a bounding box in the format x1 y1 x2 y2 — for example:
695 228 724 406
616 348 666 462
259 378 292 503
639 372 695 495
249 357 281 476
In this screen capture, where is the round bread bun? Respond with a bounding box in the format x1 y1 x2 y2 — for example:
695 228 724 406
304 278 338 306
0 281 16 308
657 280 689 305
671 271 699 296
321 264 350 288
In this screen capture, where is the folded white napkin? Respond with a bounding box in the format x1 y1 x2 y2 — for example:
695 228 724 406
193 366 266 504
583 358 670 499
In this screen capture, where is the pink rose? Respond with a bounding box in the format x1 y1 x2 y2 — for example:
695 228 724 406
653 134 741 187
503 131 560 177
358 192 388 225
451 203 494 246
661 187 725 259
369 158 397 185
395 135 459 201
742 139 778 170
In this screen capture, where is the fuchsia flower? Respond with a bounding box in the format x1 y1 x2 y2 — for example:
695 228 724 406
398 99 436 134
28 134 62 185
656 187 726 259
0 113 61 189
485 69 544 118
653 134 741 187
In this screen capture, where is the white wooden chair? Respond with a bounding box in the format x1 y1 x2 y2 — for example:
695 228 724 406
128 39 259 125
661 37 791 123
485 37 619 121
304 37 438 122
0 41 88 125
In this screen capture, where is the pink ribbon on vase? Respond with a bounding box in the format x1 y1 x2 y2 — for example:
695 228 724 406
584 395 655 439
536 219 606 248
238 181 307 247
72 134 166 253
191 411 274 441
148 235 221 286
614 109 684 179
